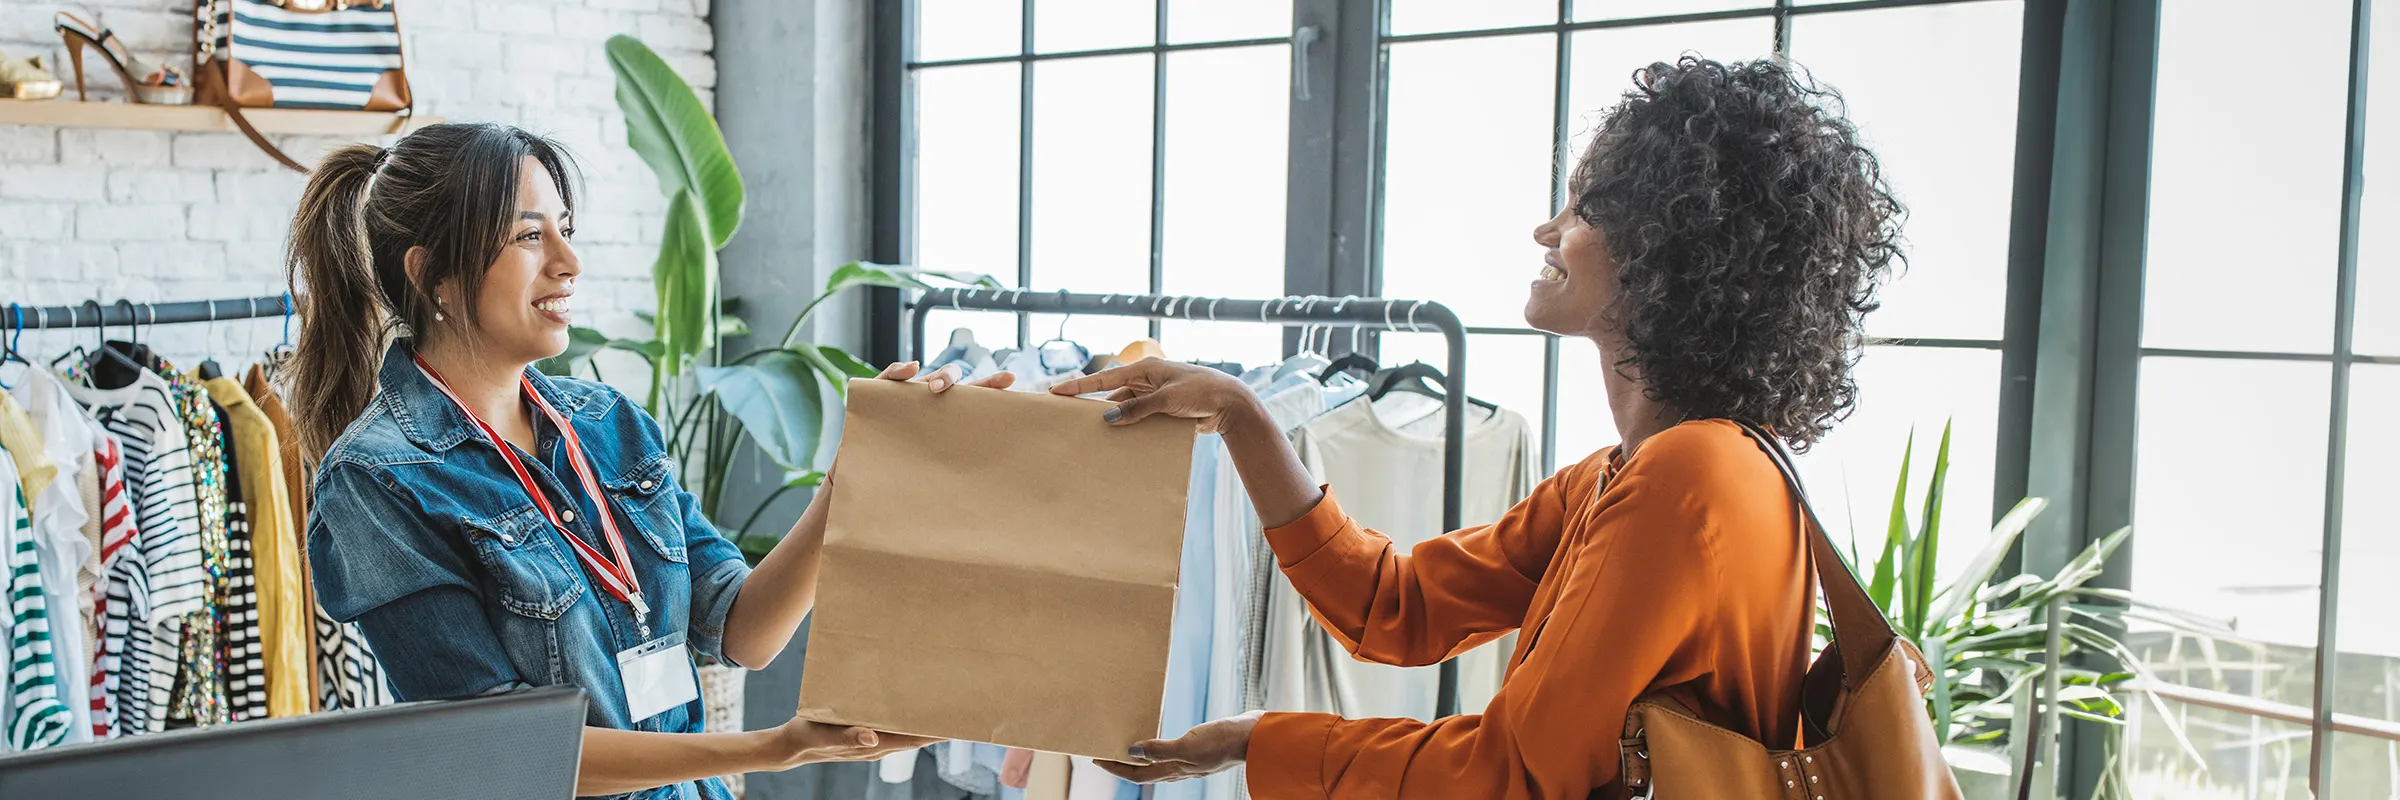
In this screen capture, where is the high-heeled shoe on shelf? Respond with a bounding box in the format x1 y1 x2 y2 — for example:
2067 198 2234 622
54 11 191 105
0 51 63 101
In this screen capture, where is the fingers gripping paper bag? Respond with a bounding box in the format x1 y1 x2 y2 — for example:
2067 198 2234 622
798 378 1196 759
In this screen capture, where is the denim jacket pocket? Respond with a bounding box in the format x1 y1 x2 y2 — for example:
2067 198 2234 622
461 504 587 620
606 454 688 564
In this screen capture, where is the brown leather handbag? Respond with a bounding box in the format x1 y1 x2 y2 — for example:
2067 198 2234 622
1614 421 1963 800
193 0 413 172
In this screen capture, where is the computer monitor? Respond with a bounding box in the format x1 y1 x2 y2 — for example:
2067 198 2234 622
0 684 586 799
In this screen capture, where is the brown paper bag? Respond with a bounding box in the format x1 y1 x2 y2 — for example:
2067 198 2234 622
796 378 1197 759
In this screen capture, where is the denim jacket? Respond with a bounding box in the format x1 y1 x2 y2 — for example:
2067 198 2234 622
308 341 750 800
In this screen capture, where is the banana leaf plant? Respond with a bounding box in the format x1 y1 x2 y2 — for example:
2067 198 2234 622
539 37 1000 562
1845 421 2227 797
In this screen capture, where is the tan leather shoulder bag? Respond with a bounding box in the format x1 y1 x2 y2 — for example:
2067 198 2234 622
1615 421 1963 800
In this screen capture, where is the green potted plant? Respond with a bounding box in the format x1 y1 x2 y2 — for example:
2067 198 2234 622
551 36 998 559
540 35 998 775
1853 422 2219 799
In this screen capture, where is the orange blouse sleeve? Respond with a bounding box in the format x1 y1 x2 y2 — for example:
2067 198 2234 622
1260 458 1587 667
1247 442 1735 800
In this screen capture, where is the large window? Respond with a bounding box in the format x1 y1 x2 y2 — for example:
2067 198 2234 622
878 1 2394 794
909 0 1294 363
2123 0 2395 795
1373 0 2021 582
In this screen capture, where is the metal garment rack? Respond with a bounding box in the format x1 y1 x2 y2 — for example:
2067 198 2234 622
914 288 1473 718
1 295 295 329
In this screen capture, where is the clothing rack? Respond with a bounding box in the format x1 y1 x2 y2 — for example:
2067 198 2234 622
913 288 1474 718
1 295 294 329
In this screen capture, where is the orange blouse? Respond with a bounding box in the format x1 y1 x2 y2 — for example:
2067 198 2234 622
1245 419 1814 799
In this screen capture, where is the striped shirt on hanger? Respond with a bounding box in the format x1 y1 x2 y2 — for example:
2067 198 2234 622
88 436 137 740
4 471 71 750
65 371 205 736
219 419 264 722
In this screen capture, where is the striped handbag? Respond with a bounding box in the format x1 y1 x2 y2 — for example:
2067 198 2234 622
193 0 412 172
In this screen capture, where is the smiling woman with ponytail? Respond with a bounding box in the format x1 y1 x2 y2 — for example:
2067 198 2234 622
287 123 946 799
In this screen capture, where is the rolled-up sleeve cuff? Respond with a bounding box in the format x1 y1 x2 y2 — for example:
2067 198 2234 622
1264 487 1380 591
688 557 751 667
1247 711 1335 799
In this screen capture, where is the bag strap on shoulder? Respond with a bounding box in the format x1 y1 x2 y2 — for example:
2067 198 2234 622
1729 420 1899 692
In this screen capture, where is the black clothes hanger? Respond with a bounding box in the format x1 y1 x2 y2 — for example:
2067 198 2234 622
1316 352 1378 385
87 299 152 391
0 305 28 390
1366 361 1499 412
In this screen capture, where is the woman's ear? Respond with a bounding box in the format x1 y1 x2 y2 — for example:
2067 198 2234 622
403 245 453 321
403 245 431 286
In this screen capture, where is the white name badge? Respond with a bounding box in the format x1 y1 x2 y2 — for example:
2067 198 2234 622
618 632 701 723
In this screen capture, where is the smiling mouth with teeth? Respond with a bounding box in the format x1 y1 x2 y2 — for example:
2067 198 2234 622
1539 263 1566 281
535 298 572 313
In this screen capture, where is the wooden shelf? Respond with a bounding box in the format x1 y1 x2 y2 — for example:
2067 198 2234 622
0 99 439 136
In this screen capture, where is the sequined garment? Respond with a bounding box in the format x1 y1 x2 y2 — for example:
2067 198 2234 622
162 370 229 726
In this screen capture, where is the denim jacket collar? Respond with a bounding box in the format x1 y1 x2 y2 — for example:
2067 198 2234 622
377 339 602 453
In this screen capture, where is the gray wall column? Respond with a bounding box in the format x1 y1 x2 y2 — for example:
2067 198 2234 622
715 0 875 797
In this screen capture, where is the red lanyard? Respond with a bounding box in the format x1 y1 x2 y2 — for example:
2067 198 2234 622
413 354 652 636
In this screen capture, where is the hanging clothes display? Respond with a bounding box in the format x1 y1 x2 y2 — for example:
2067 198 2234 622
245 363 325 711
87 434 134 740
73 426 104 653
0 297 395 752
9 370 97 745
1144 368 1364 800
215 407 265 722
0 450 71 749
1274 393 1534 722
208 375 309 717
63 365 202 737
163 370 230 727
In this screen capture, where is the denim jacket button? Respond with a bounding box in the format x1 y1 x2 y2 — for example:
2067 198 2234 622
638 480 655 491
560 509 576 523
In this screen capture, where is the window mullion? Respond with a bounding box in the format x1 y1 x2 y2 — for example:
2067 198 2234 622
1017 0 1037 346
2308 0 2375 790
1283 0 1380 357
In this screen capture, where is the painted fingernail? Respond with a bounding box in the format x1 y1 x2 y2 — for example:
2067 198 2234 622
1103 407 1123 423
1127 744 1148 760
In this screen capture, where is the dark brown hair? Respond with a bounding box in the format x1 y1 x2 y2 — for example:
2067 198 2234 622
285 122 578 462
1572 56 1904 450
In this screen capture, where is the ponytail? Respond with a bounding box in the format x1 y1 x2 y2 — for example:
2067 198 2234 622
281 123 582 466
286 144 387 464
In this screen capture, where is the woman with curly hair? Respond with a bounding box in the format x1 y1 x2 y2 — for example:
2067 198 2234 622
1045 55 1905 798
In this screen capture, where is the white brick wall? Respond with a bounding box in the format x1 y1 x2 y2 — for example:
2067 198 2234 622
0 0 711 381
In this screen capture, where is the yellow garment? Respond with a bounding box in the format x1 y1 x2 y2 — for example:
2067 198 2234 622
202 377 310 717
0 389 56 515
246 365 321 711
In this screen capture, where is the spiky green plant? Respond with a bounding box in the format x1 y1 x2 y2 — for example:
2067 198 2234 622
1849 421 2219 796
